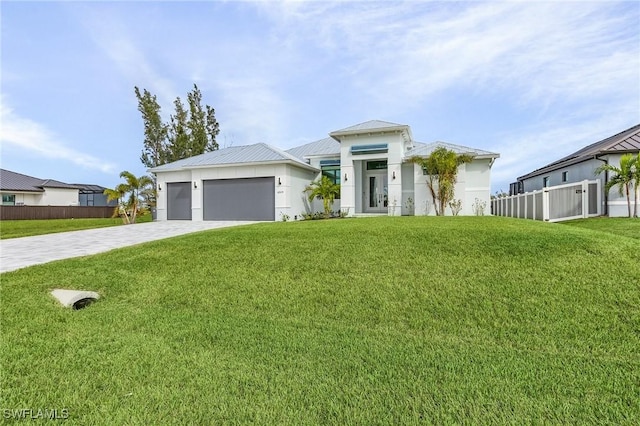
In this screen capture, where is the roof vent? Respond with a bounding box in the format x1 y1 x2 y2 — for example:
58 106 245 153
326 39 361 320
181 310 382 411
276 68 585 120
51 289 100 310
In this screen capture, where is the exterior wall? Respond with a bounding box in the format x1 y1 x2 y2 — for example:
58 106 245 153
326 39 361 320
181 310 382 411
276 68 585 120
285 164 319 220
1 192 42 206
338 131 408 216
37 187 79 206
155 163 319 221
463 159 493 216
412 158 493 216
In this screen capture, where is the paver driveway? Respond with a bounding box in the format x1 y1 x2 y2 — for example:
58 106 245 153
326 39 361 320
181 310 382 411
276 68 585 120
0 221 258 273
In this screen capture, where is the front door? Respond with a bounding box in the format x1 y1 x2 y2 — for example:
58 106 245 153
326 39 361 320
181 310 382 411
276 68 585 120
365 173 388 213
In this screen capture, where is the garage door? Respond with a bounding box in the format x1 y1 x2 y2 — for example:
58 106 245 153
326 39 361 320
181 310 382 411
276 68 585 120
203 177 275 221
167 182 192 220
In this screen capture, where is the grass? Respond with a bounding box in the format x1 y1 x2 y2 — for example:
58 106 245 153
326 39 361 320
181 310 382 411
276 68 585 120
560 216 640 240
0 215 152 239
1 216 639 424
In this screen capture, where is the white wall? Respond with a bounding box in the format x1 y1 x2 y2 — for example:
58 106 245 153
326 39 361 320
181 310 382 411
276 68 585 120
155 162 320 221
39 187 79 206
412 158 493 216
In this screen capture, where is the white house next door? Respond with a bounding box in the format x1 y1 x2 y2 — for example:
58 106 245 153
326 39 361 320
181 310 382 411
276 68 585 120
365 172 388 213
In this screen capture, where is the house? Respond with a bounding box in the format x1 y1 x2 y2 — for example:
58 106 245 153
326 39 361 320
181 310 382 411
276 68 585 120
514 123 640 217
75 184 117 207
0 169 116 207
0 169 80 206
150 120 500 221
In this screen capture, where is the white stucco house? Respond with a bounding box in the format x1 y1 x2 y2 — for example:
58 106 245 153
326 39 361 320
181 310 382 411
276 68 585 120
514 123 640 217
0 169 80 206
150 120 500 221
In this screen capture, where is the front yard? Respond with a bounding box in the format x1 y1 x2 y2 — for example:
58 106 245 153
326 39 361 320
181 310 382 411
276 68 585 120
1 217 638 424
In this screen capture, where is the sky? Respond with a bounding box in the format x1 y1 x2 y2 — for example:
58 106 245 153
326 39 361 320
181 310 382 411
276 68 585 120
1 0 639 193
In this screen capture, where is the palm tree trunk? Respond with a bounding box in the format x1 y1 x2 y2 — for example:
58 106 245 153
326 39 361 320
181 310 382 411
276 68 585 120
626 184 631 218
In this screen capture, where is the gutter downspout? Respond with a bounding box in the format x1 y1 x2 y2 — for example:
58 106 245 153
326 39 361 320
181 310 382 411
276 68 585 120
594 155 608 216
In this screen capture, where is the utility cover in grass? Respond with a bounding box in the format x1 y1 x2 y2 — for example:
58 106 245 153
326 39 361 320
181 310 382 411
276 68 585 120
51 289 99 310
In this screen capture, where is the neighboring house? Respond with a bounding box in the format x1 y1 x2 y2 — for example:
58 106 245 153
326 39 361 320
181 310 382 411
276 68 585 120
0 169 80 206
151 120 500 221
75 184 117 207
514 123 640 217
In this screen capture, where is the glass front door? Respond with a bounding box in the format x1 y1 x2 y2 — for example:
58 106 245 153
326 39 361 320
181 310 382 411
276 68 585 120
365 173 388 213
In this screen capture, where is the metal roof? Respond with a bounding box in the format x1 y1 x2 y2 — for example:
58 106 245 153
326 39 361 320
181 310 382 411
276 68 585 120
286 137 340 160
407 141 500 159
150 143 318 172
331 120 408 134
0 169 80 192
518 123 640 180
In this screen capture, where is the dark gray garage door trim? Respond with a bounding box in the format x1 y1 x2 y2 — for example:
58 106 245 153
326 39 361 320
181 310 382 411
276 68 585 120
203 177 275 221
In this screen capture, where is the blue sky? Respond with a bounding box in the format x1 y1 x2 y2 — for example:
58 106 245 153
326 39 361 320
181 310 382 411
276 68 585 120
2 1 639 192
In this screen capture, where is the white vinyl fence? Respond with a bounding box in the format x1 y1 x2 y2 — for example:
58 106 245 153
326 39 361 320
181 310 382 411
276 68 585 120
491 180 602 222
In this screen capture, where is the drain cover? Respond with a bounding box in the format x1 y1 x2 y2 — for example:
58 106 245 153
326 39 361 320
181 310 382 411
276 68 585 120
51 289 100 309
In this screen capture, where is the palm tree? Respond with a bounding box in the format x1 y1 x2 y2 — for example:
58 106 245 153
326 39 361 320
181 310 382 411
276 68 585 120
104 171 153 224
304 175 341 218
409 147 474 216
595 154 636 218
631 152 640 218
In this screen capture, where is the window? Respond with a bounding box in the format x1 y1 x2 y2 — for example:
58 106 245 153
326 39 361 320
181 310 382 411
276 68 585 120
2 194 16 206
543 177 550 188
366 160 388 170
321 166 341 199
561 171 568 182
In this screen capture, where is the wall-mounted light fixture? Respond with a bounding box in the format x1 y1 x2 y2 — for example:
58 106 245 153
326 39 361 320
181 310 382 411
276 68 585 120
392 171 396 180
193 181 198 189
278 177 282 185
158 184 162 191
344 173 348 182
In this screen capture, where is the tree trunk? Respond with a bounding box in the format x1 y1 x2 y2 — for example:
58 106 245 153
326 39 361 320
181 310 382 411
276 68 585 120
626 184 631 218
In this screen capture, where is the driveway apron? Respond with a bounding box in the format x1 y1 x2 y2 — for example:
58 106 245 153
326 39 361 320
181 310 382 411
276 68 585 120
0 221 257 273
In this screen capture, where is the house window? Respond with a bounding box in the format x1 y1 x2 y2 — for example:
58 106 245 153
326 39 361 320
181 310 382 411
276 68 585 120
2 194 16 205
543 177 550 188
561 171 568 182
366 160 388 170
321 166 341 199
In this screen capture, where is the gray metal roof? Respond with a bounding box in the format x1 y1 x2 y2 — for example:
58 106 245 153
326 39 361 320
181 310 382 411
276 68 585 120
286 137 340 160
330 120 409 135
150 143 318 172
407 141 500 159
0 169 80 192
518 123 640 180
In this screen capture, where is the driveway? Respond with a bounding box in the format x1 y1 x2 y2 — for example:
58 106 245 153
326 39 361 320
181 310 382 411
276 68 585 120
0 221 258 273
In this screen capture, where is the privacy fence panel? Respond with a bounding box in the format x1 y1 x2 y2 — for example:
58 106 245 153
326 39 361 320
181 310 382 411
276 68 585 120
492 180 601 223
0 206 115 220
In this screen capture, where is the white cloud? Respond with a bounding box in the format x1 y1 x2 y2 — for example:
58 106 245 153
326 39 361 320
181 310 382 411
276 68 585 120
0 99 116 174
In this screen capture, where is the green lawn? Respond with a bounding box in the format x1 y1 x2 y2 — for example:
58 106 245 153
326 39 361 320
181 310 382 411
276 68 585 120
1 217 639 424
0 215 152 239
560 216 640 240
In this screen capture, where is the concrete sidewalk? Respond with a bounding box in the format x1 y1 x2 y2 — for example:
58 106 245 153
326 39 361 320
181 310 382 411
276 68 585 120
0 221 258 273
